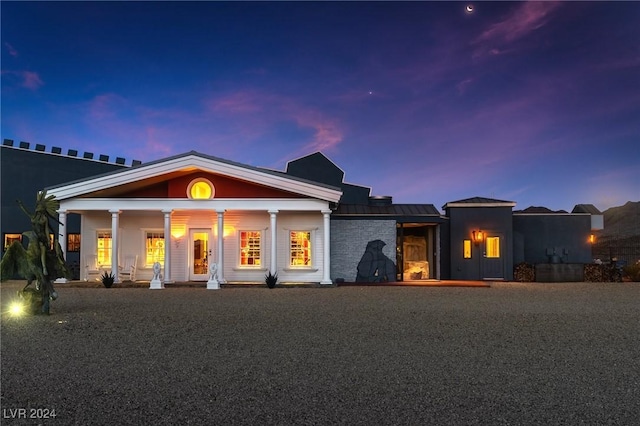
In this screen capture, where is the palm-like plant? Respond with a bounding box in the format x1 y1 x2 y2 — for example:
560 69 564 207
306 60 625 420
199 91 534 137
1 190 70 314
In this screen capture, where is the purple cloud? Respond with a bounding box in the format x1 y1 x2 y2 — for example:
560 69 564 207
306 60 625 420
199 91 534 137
473 1 562 59
22 71 44 90
205 89 345 156
4 42 18 57
2 70 44 90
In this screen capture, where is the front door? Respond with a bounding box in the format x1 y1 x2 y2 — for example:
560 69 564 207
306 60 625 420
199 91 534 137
482 234 504 279
189 229 211 281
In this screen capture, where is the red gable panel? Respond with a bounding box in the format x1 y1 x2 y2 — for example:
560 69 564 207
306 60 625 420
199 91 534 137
167 172 301 198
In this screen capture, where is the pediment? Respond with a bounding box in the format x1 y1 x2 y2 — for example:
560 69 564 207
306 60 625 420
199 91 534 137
48 151 342 202
81 171 303 199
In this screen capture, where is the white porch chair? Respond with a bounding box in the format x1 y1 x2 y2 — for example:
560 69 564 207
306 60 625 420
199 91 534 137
119 255 138 282
84 254 104 281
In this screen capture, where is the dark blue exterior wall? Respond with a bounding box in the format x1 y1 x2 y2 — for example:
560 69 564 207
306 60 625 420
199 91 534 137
446 206 514 280
1 145 127 276
513 214 592 264
439 220 451 280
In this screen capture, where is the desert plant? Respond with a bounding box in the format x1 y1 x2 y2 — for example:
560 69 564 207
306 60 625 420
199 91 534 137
265 271 278 289
0 190 69 314
623 261 640 282
101 271 115 288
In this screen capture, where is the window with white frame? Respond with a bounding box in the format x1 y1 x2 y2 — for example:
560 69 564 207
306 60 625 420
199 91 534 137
239 231 261 266
145 231 165 266
97 231 112 266
290 231 312 267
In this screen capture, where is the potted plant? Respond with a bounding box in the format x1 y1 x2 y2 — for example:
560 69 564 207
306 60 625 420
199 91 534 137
265 271 278 289
101 271 115 288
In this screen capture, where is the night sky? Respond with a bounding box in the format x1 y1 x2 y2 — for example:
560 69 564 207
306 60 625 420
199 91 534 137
2 1 639 211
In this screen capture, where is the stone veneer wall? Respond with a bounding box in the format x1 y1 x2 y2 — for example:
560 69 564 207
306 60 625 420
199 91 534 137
331 219 397 282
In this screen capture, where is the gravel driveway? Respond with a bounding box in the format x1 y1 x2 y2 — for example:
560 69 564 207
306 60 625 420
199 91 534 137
2 281 639 425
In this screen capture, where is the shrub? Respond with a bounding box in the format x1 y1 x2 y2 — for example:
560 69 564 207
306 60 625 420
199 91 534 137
101 271 115 288
265 271 278 289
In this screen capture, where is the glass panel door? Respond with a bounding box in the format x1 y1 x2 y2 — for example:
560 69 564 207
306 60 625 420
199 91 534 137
190 229 211 281
483 235 504 279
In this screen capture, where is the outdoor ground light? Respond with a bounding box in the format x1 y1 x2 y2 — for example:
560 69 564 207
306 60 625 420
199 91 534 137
8 301 25 317
472 230 484 245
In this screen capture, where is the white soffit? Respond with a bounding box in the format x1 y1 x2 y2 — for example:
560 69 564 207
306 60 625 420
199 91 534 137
48 153 342 202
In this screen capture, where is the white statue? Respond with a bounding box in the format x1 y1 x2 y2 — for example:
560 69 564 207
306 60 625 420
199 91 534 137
149 261 164 289
207 262 220 290
152 262 162 281
209 262 218 281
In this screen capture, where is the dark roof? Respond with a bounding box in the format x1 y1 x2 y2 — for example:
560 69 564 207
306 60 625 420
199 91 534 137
442 196 516 210
333 203 446 223
572 204 602 215
46 150 342 192
515 206 568 214
285 152 372 204
286 152 344 187
447 196 514 204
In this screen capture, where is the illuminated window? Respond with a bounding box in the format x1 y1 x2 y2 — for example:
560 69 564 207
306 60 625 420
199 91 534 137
486 237 500 258
145 231 165 266
97 231 112 266
240 231 261 266
290 231 312 267
68 234 81 252
187 178 214 199
463 240 472 259
4 234 22 251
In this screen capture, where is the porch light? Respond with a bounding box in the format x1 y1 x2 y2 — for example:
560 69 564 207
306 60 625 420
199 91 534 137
472 230 484 245
214 224 235 238
173 237 182 249
171 226 186 248
171 226 186 240
588 234 596 244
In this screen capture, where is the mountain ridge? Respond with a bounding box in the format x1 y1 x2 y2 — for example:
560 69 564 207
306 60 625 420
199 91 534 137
596 201 640 240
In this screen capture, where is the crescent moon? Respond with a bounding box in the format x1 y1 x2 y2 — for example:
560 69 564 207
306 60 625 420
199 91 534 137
466 5 474 13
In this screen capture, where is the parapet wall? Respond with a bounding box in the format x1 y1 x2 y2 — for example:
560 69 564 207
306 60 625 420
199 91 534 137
2 139 142 167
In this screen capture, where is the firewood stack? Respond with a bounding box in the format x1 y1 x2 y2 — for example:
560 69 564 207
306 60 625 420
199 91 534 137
514 262 535 282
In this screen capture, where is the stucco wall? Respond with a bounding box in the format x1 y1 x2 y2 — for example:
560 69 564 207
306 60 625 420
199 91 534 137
513 214 592 264
330 219 396 282
447 206 514 281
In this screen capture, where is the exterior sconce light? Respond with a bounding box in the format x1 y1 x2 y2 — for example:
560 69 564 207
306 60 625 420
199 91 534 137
588 234 596 244
472 230 484 245
174 237 182 249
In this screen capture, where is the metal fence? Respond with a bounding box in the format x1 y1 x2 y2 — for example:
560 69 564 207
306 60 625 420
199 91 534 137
592 245 640 265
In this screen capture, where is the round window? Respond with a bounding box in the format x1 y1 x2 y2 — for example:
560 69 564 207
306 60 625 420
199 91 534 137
187 179 214 199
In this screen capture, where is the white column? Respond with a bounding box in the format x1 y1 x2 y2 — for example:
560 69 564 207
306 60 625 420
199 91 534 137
217 210 226 283
110 209 121 283
268 210 278 275
55 210 68 283
163 210 172 284
321 209 332 285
